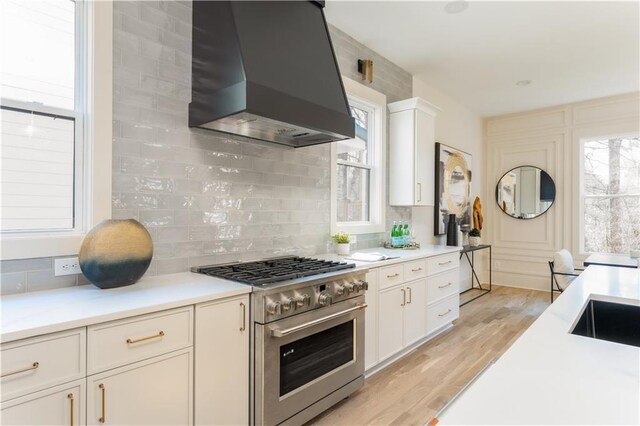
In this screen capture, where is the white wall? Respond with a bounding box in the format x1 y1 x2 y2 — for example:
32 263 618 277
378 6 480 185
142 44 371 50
410 77 484 291
485 92 640 291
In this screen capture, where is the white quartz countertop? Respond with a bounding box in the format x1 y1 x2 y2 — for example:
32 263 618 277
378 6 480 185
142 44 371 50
437 265 640 425
0 245 458 344
319 245 461 270
1 272 251 343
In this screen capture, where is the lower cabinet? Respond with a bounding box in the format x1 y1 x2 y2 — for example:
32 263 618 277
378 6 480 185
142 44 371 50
378 278 427 362
1 380 84 426
86 349 193 425
195 294 249 426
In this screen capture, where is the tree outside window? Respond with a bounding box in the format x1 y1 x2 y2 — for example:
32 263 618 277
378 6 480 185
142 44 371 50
582 136 640 253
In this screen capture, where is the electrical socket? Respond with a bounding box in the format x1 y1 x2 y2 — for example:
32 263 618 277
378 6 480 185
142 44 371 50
55 257 82 276
350 235 357 244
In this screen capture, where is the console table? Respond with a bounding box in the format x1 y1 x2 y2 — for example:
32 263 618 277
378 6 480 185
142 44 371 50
459 244 492 306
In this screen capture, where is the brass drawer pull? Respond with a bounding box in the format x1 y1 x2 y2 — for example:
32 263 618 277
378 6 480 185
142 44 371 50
387 273 400 278
126 330 165 344
67 393 74 426
401 288 406 306
411 267 423 272
99 384 106 423
438 282 453 289
240 302 246 332
438 309 452 317
1 361 39 378
438 260 452 266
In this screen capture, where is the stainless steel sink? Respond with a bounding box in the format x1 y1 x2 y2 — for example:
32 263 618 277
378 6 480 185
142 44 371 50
571 299 640 347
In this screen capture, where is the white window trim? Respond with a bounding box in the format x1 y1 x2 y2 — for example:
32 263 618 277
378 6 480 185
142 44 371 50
331 76 386 235
1 0 113 260
576 128 640 256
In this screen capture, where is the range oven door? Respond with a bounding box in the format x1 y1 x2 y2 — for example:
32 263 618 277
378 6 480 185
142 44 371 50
255 296 366 426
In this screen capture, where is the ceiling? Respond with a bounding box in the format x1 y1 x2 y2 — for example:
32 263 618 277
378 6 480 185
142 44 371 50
325 1 640 117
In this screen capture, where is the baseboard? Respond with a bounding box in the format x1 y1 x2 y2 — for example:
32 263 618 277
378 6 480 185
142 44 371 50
364 323 454 379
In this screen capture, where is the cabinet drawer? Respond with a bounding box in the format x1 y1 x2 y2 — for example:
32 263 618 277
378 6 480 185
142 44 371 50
427 252 459 276
1 328 85 402
403 259 427 281
426 295 459 335
88 306 193 374
379 264 404 290
427 269 459 305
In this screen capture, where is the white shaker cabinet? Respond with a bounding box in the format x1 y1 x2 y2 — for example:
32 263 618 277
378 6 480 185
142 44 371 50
388 97 441 206
195 294 250 426
87 349 193 426
378 285 406 362
1 380 84 426
403 278 428 347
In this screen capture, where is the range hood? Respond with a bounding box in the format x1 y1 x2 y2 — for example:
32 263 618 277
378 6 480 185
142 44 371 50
189 1 355 148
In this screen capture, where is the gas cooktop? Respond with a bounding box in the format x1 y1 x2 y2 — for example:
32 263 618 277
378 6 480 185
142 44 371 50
192 256 355 286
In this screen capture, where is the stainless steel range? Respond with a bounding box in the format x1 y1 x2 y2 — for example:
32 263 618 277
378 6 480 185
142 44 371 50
193 256 368 425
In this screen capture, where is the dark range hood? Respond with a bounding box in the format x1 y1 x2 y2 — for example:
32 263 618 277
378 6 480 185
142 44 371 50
189 1 355 148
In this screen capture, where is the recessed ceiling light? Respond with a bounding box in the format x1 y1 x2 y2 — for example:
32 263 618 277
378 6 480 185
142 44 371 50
516 80 532 86
445 0 469 14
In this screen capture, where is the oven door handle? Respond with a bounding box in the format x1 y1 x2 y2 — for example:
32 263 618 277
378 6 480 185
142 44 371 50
271 303 368 338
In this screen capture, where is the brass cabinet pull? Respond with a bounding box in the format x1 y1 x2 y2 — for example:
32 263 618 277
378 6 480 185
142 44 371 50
240 302 246 332
99 384 106 423
126 330 165 344
1 361 39 378
417 182 422 202
401 288 406 306
438 309 452 317
438 260 452 266
438 282 453 289
407 287 412 304
387 273 399 278
411 267 423 272
67 393 74 426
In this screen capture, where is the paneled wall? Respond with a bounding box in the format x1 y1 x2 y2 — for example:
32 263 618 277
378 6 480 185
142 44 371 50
0 3 413 295
485 93 640 291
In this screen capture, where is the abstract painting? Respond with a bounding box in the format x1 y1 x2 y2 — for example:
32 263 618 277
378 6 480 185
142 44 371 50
434 143 473 235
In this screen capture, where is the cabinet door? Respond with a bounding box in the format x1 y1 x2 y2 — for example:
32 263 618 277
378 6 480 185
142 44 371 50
414 109 435 206
364 269 379 370
1 380 84 426
403 279 427 346
195 295 249 426
378 285 405 362
87 349 192 425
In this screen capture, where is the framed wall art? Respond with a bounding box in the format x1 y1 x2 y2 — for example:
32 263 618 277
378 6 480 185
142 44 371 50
434 143 473 235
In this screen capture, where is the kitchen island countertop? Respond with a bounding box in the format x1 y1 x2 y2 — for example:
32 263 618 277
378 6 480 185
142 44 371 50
436 265 640 425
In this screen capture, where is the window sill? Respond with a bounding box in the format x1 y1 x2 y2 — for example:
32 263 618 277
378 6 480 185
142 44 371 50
1 234 85 260
334 222 386 236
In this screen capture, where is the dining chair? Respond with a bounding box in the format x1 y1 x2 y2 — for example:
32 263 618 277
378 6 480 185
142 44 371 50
548 249 584 303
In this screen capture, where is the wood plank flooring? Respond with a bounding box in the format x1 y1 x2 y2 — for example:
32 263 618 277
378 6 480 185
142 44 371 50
307 285 549 426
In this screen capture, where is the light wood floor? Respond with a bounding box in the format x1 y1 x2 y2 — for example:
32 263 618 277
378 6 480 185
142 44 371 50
307 285 549 426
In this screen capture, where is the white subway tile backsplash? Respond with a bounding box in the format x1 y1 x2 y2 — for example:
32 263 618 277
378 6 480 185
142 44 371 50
2 4 413 293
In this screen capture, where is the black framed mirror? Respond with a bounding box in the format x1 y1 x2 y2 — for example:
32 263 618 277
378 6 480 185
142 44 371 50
495 166 556 220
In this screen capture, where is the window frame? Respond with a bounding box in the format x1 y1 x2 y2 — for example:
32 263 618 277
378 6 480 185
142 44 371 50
1 0 113 260
578 131 640 255
331 77 386 235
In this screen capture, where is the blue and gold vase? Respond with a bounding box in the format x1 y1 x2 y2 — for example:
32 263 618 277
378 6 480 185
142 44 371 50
79 219 153 289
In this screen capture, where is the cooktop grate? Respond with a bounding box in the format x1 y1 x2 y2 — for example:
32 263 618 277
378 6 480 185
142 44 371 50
193 256 355 285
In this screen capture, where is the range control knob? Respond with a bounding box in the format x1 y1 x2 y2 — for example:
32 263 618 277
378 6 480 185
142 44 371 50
318 292 333 307
267 301 282 316
359 280 369 291
282 297 296 312
295 294 311 308
342 282 355 294
353 281 364 293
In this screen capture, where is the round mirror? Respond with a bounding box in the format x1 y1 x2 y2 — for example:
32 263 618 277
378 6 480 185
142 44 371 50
495 166 556 219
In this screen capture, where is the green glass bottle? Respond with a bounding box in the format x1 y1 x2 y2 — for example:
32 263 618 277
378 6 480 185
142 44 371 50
403 223 410 246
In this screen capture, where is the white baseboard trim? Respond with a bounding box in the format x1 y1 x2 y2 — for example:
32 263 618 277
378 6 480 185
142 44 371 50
364 323 454 379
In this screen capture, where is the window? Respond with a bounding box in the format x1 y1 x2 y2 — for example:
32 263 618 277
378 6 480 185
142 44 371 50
0 0 112 259
331 77 386 235
581 136 640 254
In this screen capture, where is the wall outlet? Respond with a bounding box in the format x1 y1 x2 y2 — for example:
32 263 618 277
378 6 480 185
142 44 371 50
350 235 357 244
55 257 82 276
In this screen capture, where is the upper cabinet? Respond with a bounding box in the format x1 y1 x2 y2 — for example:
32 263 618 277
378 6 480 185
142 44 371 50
389 97 441 206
